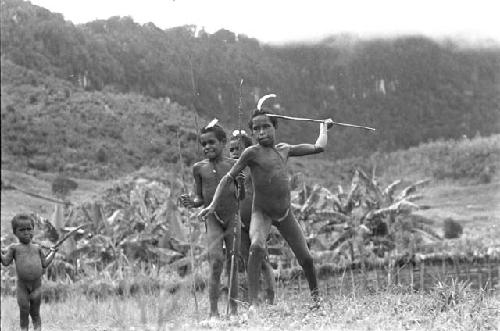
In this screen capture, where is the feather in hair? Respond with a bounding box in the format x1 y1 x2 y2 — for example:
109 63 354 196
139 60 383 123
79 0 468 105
257 94 276 111
205 118 219 128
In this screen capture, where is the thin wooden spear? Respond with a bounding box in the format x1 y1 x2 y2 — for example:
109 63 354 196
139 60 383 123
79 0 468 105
256 94 375 131
226 78 244 316
188 55 202 152
176 129 199 319
267 114 376 131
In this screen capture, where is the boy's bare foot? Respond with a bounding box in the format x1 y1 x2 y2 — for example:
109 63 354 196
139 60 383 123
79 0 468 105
265 290 275 305
309 295 323 310
200 314 221 328
209 311 220 319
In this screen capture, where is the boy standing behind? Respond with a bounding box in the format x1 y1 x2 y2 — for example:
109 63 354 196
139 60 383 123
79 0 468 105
199 109 333 308
228 131 275 304
180 122 241 318
1 213 58 331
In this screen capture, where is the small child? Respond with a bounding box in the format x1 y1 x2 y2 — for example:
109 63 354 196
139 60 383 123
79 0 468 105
1 213 58 331
199 108 333 308
179 121 241 317
229 130 276 304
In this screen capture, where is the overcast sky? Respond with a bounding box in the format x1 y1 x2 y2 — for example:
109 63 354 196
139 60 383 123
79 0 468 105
29 0 500 44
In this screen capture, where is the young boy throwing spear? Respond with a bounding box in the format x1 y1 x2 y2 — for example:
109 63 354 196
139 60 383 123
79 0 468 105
199 96 334 308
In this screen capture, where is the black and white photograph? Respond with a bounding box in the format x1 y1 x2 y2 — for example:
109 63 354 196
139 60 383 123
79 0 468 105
1 0 499 330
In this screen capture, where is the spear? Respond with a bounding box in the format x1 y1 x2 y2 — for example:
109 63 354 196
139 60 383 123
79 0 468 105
267 114 376 131
176 129 199 319
226 78 244 316
257 94 375 131
188 55 202 152
33 225 86 251
52 224 86 250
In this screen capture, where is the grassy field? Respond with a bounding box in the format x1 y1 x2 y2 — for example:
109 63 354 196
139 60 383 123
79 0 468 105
1 286 499 331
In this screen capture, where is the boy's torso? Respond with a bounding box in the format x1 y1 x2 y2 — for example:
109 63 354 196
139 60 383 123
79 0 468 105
14 244 44 281
198 158 239 217
248 144 291 218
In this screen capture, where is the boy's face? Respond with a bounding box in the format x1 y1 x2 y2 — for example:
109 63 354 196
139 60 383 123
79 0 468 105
229 140 244 159
251 115 275 147
14 219 34 244
200 131 225 160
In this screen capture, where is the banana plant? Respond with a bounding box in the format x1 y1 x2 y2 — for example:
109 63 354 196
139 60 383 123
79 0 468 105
295 168 440 263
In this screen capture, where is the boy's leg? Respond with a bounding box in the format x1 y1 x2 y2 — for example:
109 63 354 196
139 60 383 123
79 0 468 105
247 209 272 305
238 227 250 300
16 281 30 331
261 256 276 304
240 226 251 272
276 213 319 298
206 215 226 317
29 282 42 331
224 214 241 315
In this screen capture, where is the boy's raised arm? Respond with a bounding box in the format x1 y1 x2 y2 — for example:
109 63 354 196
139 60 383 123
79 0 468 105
289 119 333 156
1 245 15 266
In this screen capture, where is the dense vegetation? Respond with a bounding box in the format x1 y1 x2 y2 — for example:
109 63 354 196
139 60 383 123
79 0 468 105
1 0 499 165
1 59 200 178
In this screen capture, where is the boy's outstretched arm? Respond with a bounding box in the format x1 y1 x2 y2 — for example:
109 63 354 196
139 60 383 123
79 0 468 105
289 119 334 156
41 246 58 268
1 245 15 266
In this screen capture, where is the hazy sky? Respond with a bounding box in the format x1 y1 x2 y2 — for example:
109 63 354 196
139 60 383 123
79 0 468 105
29 0 500 44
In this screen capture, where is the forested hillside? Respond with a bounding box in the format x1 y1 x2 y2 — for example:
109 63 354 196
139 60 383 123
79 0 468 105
1 0 500 166
1 59 200 178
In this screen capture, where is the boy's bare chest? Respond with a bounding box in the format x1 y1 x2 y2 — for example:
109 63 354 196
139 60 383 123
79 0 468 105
15 246 43 280
15 245 39 259
199 162 233 180
253 148 287 172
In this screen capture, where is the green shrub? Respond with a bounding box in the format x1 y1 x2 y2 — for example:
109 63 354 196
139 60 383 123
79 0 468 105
443 218 463 239
51 176 78 196
42 280 71 302
96 147 107 163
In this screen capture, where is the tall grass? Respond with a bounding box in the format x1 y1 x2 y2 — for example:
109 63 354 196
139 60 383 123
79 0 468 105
1 284 498 330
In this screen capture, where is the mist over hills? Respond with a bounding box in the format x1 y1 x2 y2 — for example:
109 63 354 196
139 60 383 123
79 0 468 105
1 0 499 177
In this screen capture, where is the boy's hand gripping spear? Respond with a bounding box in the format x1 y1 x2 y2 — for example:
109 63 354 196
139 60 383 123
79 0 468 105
226 78 244 316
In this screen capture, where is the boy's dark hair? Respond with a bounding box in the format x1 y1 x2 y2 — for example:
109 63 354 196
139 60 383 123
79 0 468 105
200 124 227 143
248 108 278 130
230 132 253 148
11 213 35 233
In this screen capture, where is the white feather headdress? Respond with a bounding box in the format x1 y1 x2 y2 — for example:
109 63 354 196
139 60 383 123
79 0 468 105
257 94 276 111
205 118 219 128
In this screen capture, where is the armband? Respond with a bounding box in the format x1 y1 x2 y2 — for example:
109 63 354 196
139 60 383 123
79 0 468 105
314 122 327 150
